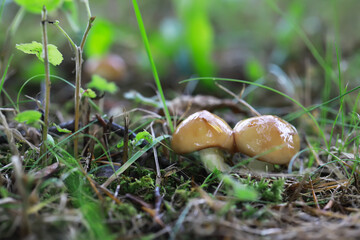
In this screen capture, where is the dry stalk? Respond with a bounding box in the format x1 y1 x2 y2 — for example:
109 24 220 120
40 6 50 164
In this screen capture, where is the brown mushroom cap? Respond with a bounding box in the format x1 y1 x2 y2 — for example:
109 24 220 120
84 54 126 82
233 115 300 164
171 110 235 154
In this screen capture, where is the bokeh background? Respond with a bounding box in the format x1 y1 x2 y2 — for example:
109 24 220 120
1 0 360 113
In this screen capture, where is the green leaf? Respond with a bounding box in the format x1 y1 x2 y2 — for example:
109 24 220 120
134 130 153 145
53 123 72 133
82 88 97 98
14 0 63 13
16 41 42 59
46 134 55 146
47 44 63 66
15 110 42 125
87 75 118 94
16 41 63 66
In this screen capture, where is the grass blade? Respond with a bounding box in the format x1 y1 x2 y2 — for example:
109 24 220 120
0 0 5 22
102 134 171 188
131 0 174 133
0 55 12 98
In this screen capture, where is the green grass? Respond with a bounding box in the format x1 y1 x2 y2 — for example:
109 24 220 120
2 1 360 239
0 55 12 98
132 0 174 133
0 0 5 22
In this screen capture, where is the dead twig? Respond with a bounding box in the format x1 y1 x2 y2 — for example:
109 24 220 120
215 82 261 116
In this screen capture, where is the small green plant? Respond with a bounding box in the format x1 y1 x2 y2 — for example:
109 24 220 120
116 129 153 158
14 110 42 126
51 0 95 158
222 174 258 201
15 41 63 66
87 75 118 94
14 5 64 163
241 176 285 203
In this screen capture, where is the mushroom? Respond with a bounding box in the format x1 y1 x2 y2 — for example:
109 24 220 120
233 115 300 166
84 54 126 82
171 110 234 172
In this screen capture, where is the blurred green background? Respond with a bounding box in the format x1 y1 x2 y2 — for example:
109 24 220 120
1 0 360 108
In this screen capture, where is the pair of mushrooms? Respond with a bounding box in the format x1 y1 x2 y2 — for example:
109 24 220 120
171 110 300 172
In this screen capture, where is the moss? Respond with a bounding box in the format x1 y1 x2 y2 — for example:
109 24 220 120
240 176 285 203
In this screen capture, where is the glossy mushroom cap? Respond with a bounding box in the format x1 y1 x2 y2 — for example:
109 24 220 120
171 110 235 154
234 115 300 165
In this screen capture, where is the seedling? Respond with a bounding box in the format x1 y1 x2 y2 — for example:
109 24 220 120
51 1 95 159
14 110 42 127
87 75 118 94
15 6 64 163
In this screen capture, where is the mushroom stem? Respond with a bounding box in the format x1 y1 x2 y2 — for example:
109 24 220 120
199 148 230 172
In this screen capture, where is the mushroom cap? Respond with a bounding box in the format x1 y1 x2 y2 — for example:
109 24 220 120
171 110 235 154
84 54 126 82
233 115 300 164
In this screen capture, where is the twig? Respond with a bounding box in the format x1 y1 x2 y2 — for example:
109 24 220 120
40 6 50 164
98 185 123 205
215 82 261 117
12 156 30 237
150 122 161 185
0 111 19 156
53 21 76 51
80 16 95 50
305 136 323 166
154 186 162 218
122 111 129 163
73 47 82 159
74 15 95 159
170 199 206 240
309 176 320 209
51 4 95 160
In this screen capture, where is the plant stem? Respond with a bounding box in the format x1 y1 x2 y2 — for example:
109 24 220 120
73 47 82 159
80 16 95 50
53 21 76 51
215 82 261 117
132 0 174 133
40 6 50 164
82 0 92 19
73 14 95 159
51 1 95 159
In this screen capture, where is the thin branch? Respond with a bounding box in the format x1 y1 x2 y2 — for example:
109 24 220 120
40 6 50 163
215 82 261 117
73 47 82 159
82 0 92 19
53 20 76 51
150 122 161 185
80 16 95 50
